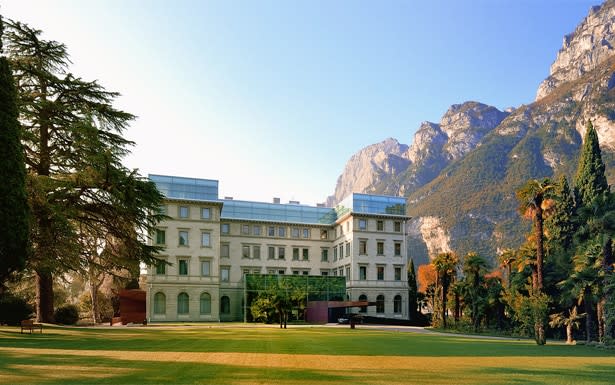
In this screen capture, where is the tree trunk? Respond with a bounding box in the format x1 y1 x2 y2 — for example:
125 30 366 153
597 298 605 343
584 288 593 343
90 282 100 324
441 278 448 328
35 270 54 322
535 207 544 291
566 322 574 344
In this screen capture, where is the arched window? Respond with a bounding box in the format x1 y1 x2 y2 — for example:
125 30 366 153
200 292 211 315
394 295 402 314
376 294 385 313
153 292 166 314
177 292 189 314
359 294 367 313
220 295 230 314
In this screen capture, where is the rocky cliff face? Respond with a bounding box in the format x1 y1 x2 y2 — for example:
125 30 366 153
328 102 508 205
536 1 615 101
326 138 409 206
328 1 615 263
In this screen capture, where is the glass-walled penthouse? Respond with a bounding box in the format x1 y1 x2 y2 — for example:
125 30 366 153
336 193 407 217
149 175 407 220
221 199 337 225
150 174 219 201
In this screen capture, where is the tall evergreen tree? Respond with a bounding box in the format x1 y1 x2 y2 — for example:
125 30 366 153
575 120 609 208
432 252 458 328
0 16 29 287
407 259 418 320
3 20 164 322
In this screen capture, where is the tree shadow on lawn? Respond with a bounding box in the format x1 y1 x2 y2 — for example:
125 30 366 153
477 364 615 385
0 351 357 385
1 327 615 358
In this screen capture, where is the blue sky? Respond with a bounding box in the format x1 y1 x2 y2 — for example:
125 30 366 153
2 0 598 204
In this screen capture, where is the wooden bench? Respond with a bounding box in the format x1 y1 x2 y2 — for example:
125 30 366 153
20 319 43 334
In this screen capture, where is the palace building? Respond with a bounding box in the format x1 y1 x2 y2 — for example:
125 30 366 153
146 174 411 322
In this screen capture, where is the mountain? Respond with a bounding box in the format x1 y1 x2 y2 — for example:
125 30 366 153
328 0 615 266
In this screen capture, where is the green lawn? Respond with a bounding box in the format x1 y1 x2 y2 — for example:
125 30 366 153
0 324 613 385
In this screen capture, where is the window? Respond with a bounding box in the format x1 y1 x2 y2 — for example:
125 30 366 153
220 295 230 314
155 260 166 275
359 240 367 255
377 266 384 280
395 267 402 281
201 260 211 276
394 295 402 313
268 246 275 259
179 231 189 246
278 247 285 259
278 227 286 237
242 245 250 258
201 207 211 219
221 244 230 258
293 248 299 260
333 247 337 261
359 266 367 280
241 224 250 235
302 228 310 238
359 294 367 313
291 228 300 238
179 259 188 275
302 271 308 275
394 242 401 256
321 249 328 262
293 270 300 275
359 219 367 230
253 226 261 236
153 292 166 314
179 206 189 218
220 267 230 282
200 293 211 314
377 220 384 231
268 226 275 236
339 244 343 259
345 267 350 281
221 223 230 234
376 295 385 313
155 229 166 245
377 242 384 255
346 222 349 232
345 242 350 257
253 245 261 259
278 269 285 275
302 248 309 260
201 232 211 247
321 270 329 276
320 229 328 240
177 292 189 314
394 221 402 232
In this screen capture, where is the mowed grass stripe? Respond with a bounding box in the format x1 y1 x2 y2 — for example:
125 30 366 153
1 326 614 385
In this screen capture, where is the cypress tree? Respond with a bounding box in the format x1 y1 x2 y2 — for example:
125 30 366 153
0 16 29 287
408 259 418 320
575 120 609 208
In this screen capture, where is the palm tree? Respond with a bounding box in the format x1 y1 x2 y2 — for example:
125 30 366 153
432 252 458 328
463 252 489 332
549 306 584 344
516 178 555 293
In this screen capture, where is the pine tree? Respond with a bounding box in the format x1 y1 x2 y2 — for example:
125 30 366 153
407 259 418 320
575 120 609 208
0 16 29 287
3 20 164 322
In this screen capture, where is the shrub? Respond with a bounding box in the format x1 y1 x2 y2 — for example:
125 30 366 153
54 304 80 325
0 294 33 325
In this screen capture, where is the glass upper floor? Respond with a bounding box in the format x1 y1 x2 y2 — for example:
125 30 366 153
150 174 407 224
